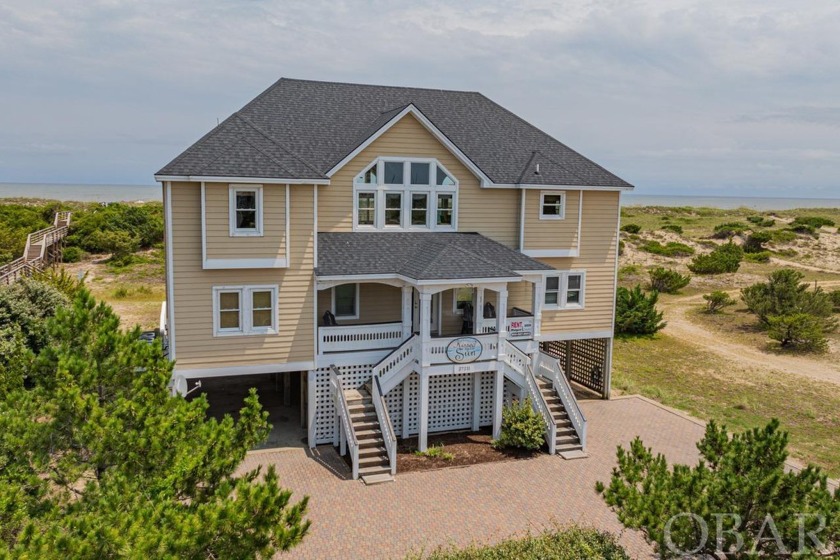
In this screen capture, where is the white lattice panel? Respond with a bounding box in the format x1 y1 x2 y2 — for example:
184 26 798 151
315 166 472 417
479 372 495 426
428 374 473 432
312 363 376 444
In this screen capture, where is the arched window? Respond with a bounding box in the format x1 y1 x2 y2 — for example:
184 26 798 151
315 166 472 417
353 158 458 231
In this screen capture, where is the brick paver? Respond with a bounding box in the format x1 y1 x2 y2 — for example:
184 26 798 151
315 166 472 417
239 396 709 559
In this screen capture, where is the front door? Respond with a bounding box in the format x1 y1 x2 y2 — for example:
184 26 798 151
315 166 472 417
412 290 439 335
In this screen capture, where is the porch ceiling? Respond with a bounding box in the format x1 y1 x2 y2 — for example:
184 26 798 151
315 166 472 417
316 232 553 281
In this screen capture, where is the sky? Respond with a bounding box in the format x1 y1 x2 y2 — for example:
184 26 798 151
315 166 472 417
1 1 839 198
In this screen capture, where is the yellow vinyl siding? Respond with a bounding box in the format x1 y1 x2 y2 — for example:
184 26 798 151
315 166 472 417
170 182 315 369
316 283 402 326
319 114 520 247
539 190 620 335
204 183 287 260
522 189 580 251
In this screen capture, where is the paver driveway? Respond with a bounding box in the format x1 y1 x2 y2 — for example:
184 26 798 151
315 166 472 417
239 396 709 559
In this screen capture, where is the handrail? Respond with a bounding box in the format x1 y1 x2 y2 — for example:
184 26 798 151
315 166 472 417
330 366 360 479
1 212 71 286
373 334 419 393
524 364 557 454
372 376 397 476
502 340 530 376
536 352 587 450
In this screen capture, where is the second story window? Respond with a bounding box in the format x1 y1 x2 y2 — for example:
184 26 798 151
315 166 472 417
539 191 565 220
353 158 458 231
543 271 585 310
229 185 263 236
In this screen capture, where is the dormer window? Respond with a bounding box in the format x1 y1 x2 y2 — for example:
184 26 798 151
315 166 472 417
353 158 458 231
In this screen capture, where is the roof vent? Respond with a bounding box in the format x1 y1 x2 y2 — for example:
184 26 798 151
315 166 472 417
534 163 540 175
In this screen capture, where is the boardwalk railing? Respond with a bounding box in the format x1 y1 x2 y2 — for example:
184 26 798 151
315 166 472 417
0 212 71 285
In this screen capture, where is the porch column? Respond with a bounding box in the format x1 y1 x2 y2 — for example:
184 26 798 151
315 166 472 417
418 372 429 452
492 369 504 439
532 277 544 339
420 291 432 367
496 286 508 360
475 287 485 333
401 286 413 339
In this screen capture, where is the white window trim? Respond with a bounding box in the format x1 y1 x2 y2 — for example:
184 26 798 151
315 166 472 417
229 184 264 236
542 270 586 310
539 190 566 221
331 283 360 321
352 157 458 232
212 285 278 336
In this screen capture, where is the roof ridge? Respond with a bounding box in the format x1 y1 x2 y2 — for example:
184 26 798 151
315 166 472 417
279 77 481 95
156 114 241 175
234 113 325 178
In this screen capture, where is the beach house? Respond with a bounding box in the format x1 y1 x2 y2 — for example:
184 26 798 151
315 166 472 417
155 78 633 481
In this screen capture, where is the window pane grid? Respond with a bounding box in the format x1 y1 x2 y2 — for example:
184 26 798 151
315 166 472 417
334 284 356 317
357 192 375 226
385 192 402 226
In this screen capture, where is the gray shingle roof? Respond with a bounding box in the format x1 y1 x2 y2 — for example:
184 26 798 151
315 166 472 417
157 78 633 189
317 232 554 281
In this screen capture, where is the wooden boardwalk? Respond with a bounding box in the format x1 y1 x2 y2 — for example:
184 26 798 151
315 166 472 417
0 211 71 285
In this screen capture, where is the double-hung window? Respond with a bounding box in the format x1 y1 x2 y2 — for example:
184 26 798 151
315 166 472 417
352 158 457 231
229 185 263 236
539 191 565 220
332 283 359 320
213 285 278 336
543 271 585 309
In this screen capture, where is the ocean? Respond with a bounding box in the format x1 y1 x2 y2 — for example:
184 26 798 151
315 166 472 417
0 183 838 210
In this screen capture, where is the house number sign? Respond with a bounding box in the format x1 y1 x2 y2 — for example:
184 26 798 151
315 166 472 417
446 337 483 364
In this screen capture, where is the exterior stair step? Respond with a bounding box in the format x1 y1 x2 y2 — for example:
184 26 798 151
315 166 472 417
355 428 383 440
358 445 389 457
358 464 391 476
361 472 394 485
556 434 580 445
358 455 389 467
558 448 588 460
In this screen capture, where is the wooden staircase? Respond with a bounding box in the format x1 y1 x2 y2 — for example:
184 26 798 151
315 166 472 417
345 388 394 484
534 377 586 458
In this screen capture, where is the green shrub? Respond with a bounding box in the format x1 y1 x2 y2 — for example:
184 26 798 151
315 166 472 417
789 223 818 237
767 313 829 351
32 268 88 298
747 215 775 227
687 243 743 274
647 267 690 294
413 526 630 559
599 420 839 558
792 216 835 229
702 291 736 313
830 289 840 312
712 221 749 239
492 399 545 451
414 443 454 461
620 223 641 234
660 224 683 234
743 230 771 253
618 239 625 256
770 229 797 243
615 285 666 335
68 202 164 253
0 278 69 358
639 240 694 257
61 246 85 263
741 269 835 326
744 251 771 263
618 264 642 279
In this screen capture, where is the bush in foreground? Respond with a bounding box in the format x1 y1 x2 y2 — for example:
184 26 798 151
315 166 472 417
661 224 683 234
767 313 829 351
408 526 630 559
831 289 840 312
792 216 835 229
492 399 545 451
702 291 735 313
615 285 666 335
647 267 690 294
620 223 641 234
0 290 310 557
741 269 835 326
712 221 749 239
598 419 840 558
687 243 743 274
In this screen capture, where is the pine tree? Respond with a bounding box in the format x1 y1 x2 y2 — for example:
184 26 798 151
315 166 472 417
0 290 309 558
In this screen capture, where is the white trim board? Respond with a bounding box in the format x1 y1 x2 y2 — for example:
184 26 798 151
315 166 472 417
173 361 316 379
203 258 288 269
521 249 579 258
155 175 329 185
536 330 613 342
325 104 493 187
164 181 176 361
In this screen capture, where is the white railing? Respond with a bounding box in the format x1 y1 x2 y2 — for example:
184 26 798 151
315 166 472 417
535 352 587 451
477 315 534 340
524 363 557 454
371 376 397 476
319 322 404 354
330 367 360 480
424 333 498 365
373 334 419 394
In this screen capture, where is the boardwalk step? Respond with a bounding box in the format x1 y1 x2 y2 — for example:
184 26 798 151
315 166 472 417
361 472 394 485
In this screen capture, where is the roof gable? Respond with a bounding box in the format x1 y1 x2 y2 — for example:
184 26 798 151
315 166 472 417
156 78 633 190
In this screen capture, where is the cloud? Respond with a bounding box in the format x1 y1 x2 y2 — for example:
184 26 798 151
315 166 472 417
0 0 839 196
